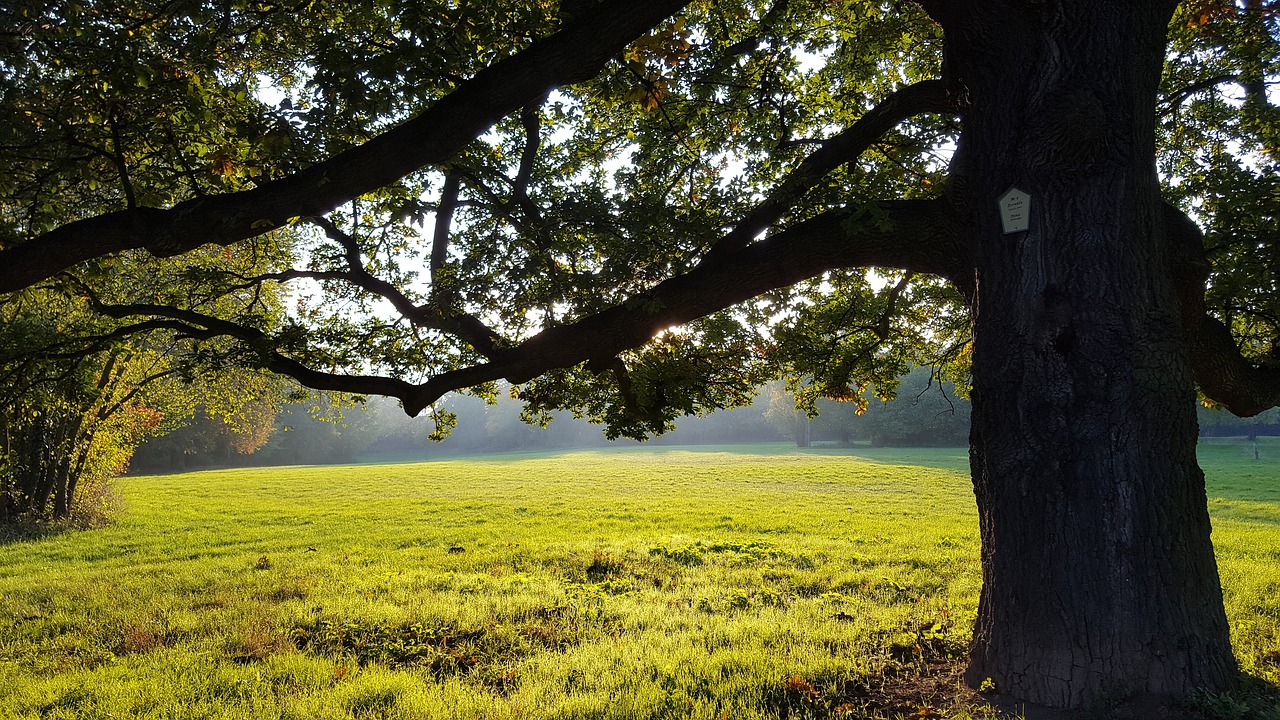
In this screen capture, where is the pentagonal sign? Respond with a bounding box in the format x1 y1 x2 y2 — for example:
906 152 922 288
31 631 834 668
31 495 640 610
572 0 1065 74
999 187 1030 234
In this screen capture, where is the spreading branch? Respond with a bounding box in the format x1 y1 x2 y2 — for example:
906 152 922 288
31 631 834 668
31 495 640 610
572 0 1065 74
38 70 962 418
1165 202 1280 416
87 300 430 402
0 0 693 293
62 201 1280 423
73 198 961 417
702 79 952 261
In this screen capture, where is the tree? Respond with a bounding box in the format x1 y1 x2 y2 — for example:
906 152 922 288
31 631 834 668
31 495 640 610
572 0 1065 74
0 288 288 519
2 0 1279 709
858 366 970 447
0 347 165 522
1198 403 1280 439
0 290 170 520
1 292 171 519
764 381 813 447
130 394 279 471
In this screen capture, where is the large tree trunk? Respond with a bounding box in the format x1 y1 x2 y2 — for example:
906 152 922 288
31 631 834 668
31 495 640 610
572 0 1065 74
944 0 1238 707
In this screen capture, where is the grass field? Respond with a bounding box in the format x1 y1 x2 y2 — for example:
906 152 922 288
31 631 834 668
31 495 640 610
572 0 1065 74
0 442 1277 719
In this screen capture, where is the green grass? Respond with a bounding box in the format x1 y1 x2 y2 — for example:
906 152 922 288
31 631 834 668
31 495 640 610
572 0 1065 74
0 441 1276 719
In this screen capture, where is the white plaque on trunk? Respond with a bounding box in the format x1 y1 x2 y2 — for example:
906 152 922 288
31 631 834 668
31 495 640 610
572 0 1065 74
999 187 1030 234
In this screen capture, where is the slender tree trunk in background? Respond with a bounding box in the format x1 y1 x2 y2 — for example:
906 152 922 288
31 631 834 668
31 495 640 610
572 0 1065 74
0 421 13 522
944 0 1237 707
50 415 85 519
30 420 57 518
59 433 93 520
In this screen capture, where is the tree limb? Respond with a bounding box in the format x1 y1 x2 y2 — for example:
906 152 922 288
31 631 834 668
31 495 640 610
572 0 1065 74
404 198 962 414
1165 202 1280 416
0 0 692 293
430 173 461 285
307 216 505 356
75 198 962 417
701 79 952 261
89 301 428 403
512 99 545 208
1159 74 1241 117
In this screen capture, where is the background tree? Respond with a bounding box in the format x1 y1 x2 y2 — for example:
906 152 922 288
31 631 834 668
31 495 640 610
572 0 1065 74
0 314 285 520
859 366 970 448
1 294 170 520
0 259 288 519
129 395 278 471
763 382 813 448
3 0 1280 709
0 290 167 520
1197 403 1280 440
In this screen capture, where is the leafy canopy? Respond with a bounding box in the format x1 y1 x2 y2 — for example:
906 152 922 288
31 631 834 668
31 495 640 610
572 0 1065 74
0 0 1277 438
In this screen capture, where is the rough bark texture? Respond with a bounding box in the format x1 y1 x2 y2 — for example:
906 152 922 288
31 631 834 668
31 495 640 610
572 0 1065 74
945 0 1237 707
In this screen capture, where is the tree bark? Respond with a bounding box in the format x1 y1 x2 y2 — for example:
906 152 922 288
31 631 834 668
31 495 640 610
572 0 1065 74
945 0 1237 707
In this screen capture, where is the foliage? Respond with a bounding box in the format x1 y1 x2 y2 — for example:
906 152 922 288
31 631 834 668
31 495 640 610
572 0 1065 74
0 445 1276 718
1163 2 1280 370
0 0 1275 437
0 285 286 521
0 0 960 435
0 291 166 521
857 367 970 448
129 401 278 471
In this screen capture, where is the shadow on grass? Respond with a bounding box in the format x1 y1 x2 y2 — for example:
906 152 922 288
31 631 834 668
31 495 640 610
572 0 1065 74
0 519 62 545
855 666 1280 720
0 517 92 544
0 487 118 545
776 625 1280 720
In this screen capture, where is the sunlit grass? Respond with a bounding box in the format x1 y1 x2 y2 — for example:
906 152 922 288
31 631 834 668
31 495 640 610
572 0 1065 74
0 442 1276 719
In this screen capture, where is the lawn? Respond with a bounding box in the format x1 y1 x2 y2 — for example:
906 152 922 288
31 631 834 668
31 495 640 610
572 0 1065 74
0 442 1277 719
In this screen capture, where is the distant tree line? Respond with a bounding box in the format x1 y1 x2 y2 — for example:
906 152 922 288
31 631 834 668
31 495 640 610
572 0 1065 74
131 367 976 471
1197 404 1280 439
20 347 1271 494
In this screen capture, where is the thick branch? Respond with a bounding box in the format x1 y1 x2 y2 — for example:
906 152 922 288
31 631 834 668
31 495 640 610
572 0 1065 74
1165 202 1280 416
308 216 505 356
513 101 544 206
702 79 952 261
0 0 691 293
402 198 962 414
430 173 461 283
72 199 961 417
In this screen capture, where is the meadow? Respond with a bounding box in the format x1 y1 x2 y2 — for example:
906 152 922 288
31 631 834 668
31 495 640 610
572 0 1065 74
0 442 1277 719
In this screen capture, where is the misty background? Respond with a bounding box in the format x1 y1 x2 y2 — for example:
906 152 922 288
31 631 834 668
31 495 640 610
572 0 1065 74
130 367 1280 472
